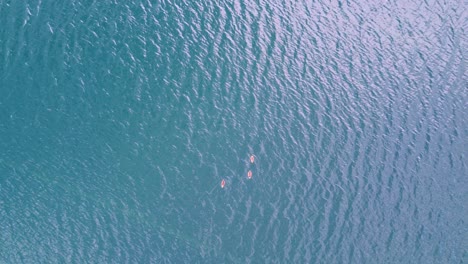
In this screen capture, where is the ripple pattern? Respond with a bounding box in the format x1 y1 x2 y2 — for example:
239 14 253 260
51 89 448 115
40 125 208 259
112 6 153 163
0 0 466 263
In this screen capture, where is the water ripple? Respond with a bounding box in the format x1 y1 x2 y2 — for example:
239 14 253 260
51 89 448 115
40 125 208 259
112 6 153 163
1 0 466 262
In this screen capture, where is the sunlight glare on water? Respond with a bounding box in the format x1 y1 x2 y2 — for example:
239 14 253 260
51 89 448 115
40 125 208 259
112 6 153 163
0 0 466 262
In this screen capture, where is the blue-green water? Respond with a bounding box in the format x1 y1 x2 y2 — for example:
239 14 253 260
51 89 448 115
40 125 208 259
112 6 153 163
1 0 466 262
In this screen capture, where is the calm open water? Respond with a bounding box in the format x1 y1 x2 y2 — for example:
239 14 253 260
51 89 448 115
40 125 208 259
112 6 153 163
0 0 466 263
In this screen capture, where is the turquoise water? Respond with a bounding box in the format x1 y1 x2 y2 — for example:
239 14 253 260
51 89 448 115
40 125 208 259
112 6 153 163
1 0 466 262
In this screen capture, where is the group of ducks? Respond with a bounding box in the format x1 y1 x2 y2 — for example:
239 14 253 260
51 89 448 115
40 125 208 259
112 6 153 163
220 155 255 188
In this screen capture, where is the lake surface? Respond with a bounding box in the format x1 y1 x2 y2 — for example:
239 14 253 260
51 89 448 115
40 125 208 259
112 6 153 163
0 0 466 262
